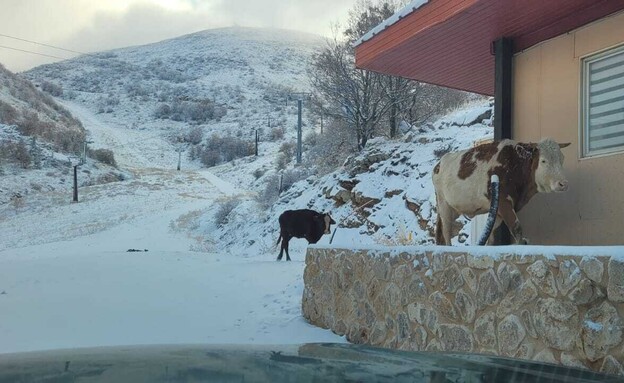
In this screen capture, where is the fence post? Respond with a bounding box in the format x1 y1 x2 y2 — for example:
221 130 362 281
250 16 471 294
73 165 79 202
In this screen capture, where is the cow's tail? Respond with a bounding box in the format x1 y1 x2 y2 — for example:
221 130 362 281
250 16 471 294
276 232 282 246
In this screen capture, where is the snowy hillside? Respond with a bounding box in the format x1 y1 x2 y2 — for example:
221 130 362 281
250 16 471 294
183 100 494 259
0 64 124 206
25 27 323 167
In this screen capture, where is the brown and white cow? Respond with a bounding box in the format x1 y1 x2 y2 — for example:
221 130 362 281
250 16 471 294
432 138 570 245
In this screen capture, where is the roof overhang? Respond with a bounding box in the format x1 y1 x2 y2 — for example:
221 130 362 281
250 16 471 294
355 0 624 96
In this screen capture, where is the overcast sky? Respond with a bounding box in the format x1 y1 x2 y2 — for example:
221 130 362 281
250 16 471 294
0 0 355 72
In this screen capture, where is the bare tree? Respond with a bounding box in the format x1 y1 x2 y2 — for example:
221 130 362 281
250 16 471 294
310 0 471 146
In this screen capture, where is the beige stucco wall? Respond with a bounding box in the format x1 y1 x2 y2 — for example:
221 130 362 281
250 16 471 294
302 246 624 376
512 11 624 245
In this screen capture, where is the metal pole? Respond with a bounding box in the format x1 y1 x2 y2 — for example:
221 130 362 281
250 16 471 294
255 130 259 156
478 175 500 245
320 113 323 135
297 99 302 164
82 142 87 164
73 165 78 202
177 149 181 171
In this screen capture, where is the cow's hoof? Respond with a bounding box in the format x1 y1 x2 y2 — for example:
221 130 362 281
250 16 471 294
518 238 530 245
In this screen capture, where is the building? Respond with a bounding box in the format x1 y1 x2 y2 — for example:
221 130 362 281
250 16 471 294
355 0 624 245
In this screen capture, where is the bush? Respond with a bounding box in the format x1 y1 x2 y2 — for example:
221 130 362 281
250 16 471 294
281 168 311 192
198 134 253 167
187 127 203 145
256 175 280 208
41 81 63 97
279 141 296 158
269 127 285 140
305 119 356 175
88 148 117 167
14 139 32 168
214 198 241 227
0 101 19 125
153 99 226 124
275 152 289 171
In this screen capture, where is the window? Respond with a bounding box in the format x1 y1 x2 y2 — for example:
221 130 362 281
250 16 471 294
581 44 624 157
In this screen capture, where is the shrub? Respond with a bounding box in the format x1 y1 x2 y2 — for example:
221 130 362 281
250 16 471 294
88 148 117 167
0 101 19 125
256 174 280 208
0 138 31 168
187 127 203 145
281 168 311 192
41 81 63 97
279 141 296 158
269 127 285 140
305 119 356 175
214 198 241 227
275 152 289 171
199 135 253 167
14 139 32 168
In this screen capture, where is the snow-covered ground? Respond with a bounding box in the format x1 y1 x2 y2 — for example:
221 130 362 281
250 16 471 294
0 102 344 354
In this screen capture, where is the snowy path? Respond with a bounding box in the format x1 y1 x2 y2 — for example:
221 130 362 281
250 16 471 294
0 105 344 354
61 101 155 170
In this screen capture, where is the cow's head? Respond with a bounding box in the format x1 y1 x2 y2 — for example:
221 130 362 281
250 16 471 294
318 212 336 234
535 138 570 193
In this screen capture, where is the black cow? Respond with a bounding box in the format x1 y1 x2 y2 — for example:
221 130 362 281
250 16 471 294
276 209 336 261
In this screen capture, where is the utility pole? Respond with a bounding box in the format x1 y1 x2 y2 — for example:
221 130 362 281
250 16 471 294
69 156 80 203
287 92 311 165
320 112 324 135
297 99 302 164
267 114 272 128
255 129 259 156
73 165 78 202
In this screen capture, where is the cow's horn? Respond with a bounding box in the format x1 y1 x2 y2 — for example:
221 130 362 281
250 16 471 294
559 142 571 148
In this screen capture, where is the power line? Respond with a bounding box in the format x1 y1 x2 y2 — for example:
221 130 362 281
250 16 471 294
0 44 68 60
0 33 88 56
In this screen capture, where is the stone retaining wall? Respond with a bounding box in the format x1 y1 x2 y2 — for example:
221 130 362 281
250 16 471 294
302 246 624 376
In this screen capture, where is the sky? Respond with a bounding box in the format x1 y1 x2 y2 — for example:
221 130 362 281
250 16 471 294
0 0 355 72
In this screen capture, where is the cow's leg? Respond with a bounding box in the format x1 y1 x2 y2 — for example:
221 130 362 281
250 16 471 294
436 196 456 246
497 199 528 244
277 232 287 261
485 217 503 245
284 237 292 261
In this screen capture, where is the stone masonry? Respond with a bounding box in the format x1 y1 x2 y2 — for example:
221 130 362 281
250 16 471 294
302 247 624 376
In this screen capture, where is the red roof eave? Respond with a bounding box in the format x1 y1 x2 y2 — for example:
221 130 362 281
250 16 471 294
355 0 624 96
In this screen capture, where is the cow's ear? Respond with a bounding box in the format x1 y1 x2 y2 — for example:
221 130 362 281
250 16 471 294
559 142 571 148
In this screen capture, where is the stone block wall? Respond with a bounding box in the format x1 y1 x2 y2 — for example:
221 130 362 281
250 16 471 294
302 246 624 376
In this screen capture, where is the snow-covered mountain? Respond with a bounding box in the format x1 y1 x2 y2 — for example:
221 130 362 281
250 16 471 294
25 27 323 163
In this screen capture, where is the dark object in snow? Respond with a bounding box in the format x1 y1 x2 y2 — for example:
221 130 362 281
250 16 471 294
276 209 335 261
0 291 6 295
127 249 149 252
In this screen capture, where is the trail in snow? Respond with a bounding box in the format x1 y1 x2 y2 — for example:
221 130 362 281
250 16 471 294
0 103 344 354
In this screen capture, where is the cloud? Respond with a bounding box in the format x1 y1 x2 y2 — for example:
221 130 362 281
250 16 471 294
0 0 354 71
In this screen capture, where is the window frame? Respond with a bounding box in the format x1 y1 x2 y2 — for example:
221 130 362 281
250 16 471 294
580 43 624 158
